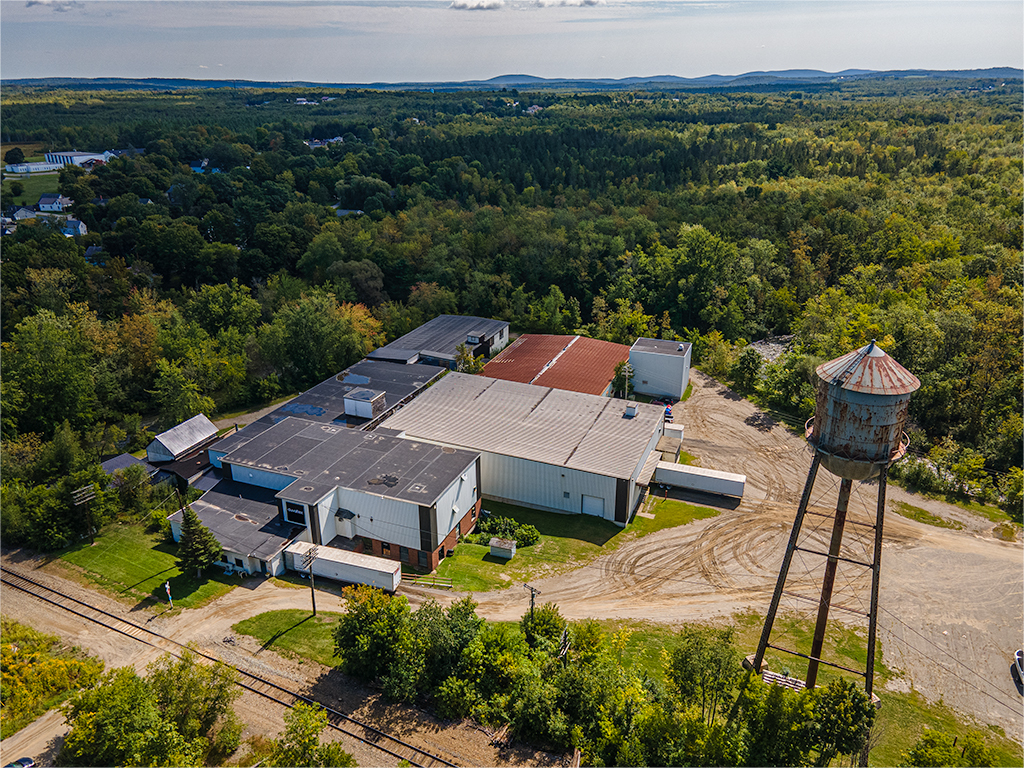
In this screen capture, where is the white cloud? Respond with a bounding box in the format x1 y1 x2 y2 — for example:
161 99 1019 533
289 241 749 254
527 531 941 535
24 0 81 12
450 0 504 9
535 0 603 6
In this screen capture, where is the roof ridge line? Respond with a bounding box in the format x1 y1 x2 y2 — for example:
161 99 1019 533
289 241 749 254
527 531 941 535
529 334 580 384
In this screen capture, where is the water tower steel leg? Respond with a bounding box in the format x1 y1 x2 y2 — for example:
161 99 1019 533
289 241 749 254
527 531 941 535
754 452 823 673
806 476 853 689
865 467 887 697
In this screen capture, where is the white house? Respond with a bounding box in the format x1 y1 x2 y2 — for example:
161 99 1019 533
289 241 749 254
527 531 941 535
37 194 73 212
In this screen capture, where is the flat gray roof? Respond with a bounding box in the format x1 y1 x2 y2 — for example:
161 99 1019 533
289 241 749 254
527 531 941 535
222 417 478 506
631 338 692 357
171 478 301 561
213 360 444 456
368 315 508 363
381 373 664 479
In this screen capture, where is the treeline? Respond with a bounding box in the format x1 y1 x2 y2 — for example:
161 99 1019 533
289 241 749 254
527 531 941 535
1 84 1020 541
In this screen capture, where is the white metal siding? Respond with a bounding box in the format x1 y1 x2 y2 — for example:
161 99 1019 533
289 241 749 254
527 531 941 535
630 348 688 399
654 462 746 497
479 451 618 521
333 488 422 550
432 463 479 544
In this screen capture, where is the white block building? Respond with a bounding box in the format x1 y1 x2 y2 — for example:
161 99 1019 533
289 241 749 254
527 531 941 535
629 338 692 400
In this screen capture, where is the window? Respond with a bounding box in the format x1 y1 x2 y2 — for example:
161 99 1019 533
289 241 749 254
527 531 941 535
563 491 570 499
399 546 410 562
284 502 306 526
382 542 391 555
361 537 373 551
234 557 244 567
417 550 428 568
221 554 229 562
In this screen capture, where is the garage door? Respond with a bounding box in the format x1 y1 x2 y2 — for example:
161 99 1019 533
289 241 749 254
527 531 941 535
581 495 604 516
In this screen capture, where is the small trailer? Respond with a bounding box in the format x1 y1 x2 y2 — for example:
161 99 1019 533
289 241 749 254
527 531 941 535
654 461 745 498
285 541 401 592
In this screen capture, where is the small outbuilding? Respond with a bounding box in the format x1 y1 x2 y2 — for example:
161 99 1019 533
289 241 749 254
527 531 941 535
630 338 692 400
146 414 218 464
489 537 517 560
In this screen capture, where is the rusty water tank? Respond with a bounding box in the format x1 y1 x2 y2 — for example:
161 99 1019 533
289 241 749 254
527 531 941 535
805 341 920 480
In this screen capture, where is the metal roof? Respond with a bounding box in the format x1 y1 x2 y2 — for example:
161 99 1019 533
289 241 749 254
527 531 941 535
815 341 920 395
631 337 692 357
482 334 570 383
381 373 664 479
151 414 218 459
172 478 302 561
221 416 478 506
482 335 629 395
100 453 156 477
368 315 508 362
534 336 630 395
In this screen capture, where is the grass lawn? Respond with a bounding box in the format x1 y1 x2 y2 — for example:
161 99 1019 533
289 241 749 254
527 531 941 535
892 501 964 530
233 609 343 667
677 450 699 466
58 523 235 611
2 173 60 208
436 497 720 591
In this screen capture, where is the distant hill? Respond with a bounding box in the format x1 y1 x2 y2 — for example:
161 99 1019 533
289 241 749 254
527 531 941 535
3 68 1020 92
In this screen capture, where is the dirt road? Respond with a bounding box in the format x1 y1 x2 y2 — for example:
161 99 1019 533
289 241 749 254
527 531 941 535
3 370 1021 762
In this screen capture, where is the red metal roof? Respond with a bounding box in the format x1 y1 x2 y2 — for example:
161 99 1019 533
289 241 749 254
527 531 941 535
481 334 630 396
481 335 574 383
815 341 920 395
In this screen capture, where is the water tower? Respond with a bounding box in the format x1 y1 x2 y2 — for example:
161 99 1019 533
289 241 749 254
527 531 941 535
753 341 920 695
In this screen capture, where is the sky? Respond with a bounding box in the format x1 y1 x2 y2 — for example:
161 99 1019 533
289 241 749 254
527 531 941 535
1 0 1021 83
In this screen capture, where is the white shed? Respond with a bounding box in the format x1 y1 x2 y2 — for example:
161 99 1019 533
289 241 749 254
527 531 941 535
630 338 692 400
489 537 516 559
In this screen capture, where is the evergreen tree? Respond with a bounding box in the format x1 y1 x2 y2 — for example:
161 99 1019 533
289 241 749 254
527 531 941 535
176 505 222 579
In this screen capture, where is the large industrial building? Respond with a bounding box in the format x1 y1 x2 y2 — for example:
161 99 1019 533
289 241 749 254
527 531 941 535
382 373 666 525
168 319 679 588
171 417 480 575
367 314 509 368
481 334 630 396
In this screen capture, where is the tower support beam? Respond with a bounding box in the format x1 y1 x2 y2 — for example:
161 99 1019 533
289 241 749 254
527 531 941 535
806 476 853 689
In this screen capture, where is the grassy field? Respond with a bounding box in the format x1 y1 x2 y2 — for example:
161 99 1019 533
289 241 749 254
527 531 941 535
677 450 699 466
436 496 721 591
892 500 964 530
58 523 235 611
1 142 47 162
2 173 60 208
233 609 343 667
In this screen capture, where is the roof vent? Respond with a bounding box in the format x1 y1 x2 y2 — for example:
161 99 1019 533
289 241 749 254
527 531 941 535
678 344 685 351
625 402 638 418
300 485 314 492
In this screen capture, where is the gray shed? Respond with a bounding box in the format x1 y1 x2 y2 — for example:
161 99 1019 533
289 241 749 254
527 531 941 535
489 537 517 560
147 414 218 463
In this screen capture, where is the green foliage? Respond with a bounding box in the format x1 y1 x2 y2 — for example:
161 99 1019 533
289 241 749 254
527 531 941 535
5 146 25 164
476 514 540 547
266 702 356 768
176 505 223 579
146 647 239 743
520 602 567 651
666 625 740 725
333 585 414 683
58 666 205 767
900 727 995 767
0 617 105 739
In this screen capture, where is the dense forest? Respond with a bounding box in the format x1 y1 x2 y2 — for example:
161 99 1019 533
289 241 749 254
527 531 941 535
1 78 1021 549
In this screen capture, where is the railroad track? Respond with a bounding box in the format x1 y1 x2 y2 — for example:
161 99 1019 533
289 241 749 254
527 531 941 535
0 568 460 768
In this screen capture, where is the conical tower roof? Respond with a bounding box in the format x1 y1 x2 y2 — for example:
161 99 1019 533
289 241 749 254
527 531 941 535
815 341 920 396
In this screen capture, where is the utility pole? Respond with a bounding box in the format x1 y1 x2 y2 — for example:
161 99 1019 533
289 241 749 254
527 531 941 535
523 582 541 620
302 546 319 616
72 484 97 545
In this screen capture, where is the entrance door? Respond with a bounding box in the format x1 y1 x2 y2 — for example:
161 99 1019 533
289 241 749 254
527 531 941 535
581 495 604 517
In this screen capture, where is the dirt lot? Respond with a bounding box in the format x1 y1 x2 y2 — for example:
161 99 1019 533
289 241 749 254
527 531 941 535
2 370 1021 763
